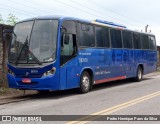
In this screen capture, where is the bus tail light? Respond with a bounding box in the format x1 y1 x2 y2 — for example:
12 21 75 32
43 67 56 77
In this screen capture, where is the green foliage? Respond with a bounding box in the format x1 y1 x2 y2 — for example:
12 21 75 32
0 14 4 24
7 13 19 26
0 13 19 25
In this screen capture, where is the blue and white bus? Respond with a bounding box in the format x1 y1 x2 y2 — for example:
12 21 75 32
7 16 157 93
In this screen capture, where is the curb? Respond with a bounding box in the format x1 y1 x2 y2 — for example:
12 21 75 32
0 97 31 105
0 93 39 105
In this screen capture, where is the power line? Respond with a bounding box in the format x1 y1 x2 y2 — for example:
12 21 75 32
1 0 159 36
2 0 144 29
22 0 105 20
0 6 33 17
55 0 141 28
12 0 64 16
70 0 126 24
84 0 160 36
7 0 56 15
70 0 147 28
53 0 105 19
0 3 39 16
88 0 147 26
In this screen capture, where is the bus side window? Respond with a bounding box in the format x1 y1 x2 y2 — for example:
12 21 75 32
133 33 141 49
61 34 74 56
149 36 156 50
122 31 133 49
79 23 95 47
141 34 149 49
60 20 77 66
110 29 122 48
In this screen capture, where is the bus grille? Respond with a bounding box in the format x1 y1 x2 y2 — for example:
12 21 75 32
15 74 42 78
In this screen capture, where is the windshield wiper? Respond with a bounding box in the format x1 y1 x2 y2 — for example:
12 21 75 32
15 36 29 65
15 36 42 65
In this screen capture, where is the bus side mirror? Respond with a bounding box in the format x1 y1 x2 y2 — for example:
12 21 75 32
64 34 69 44
61 26 67 33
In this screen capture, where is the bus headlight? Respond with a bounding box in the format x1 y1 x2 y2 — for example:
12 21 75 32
43 67 56 77
8 69 15 76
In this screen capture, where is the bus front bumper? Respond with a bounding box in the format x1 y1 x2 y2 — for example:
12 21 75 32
7 74 59 90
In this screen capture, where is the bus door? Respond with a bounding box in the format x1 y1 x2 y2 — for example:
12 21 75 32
60 20 78 89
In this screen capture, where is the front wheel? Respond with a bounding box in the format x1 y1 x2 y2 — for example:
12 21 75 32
79 71 91 94
134 66 143 82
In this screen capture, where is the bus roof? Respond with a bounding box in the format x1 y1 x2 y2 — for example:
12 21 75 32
18 15 155 36
18 15 90 24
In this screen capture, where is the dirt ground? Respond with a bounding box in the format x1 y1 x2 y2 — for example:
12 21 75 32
0 88 37 99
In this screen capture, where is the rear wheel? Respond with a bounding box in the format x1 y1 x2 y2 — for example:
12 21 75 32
79 71 91 94
134 66 143 82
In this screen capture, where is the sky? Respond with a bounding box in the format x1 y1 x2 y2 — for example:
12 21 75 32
0 0 160 45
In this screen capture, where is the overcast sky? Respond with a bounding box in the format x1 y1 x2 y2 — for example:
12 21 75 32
1 0 160 45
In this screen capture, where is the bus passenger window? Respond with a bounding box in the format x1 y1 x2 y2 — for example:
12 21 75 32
122 31 133 49
142 34 149 49
110 29 122 48
79 24 95 47
149 36 156 50
133 33 141 49
95 26 110 48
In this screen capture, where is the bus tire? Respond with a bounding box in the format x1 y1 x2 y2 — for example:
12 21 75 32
79 71 91 94
134 66 143 82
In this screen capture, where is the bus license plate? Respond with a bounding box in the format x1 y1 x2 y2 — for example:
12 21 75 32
22 78 31 84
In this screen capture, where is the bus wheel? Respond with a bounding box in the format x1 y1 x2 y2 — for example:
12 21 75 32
79 71 91 94
37 90 50 94
135 66 143 82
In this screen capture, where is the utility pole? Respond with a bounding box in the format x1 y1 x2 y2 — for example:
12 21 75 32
145 25 149 32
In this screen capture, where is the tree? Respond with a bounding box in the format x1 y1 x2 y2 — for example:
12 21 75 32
0 13 19 25
0 14 4 24
7 13 19 26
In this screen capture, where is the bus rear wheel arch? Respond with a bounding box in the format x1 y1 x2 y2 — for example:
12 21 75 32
79 70 93 94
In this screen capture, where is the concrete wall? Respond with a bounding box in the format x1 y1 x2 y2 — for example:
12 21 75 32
0 24 13 87
0 26 3 84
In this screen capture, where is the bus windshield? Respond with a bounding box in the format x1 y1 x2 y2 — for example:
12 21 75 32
9 19 58 65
